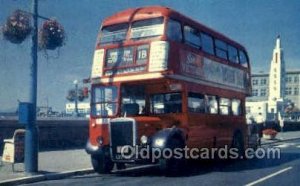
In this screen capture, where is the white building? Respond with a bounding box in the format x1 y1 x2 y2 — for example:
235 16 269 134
246 36 300 121
245 101 268 123
65 102 90 115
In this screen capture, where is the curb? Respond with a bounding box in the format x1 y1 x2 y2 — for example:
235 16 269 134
0 168 94 186
261 137 300 146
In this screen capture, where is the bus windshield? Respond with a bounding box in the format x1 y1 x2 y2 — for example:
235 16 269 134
121 85 146 116
99 23 129 45
91 86 118 117
130 17 164 40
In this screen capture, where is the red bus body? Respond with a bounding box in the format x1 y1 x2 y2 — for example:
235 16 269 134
86 6 253 173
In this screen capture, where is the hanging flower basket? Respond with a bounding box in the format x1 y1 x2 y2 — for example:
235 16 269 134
2 10 32 44
39 19 65 50
66 89 76 102
262 129 278 140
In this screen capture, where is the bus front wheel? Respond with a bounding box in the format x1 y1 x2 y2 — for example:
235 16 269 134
159 138 185 176
91 154 114 174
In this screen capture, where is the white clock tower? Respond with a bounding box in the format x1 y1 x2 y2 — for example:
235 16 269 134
268 35 286 116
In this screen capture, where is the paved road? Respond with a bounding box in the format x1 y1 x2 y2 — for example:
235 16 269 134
21 139 300 186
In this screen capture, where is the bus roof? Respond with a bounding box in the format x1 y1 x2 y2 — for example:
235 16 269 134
102 6 246 50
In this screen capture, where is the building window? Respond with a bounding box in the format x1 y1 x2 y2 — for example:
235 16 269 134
294 88 299 95
286 76 292 83
260 89 266 97
285 87 292 95
260 78 267 85
294 76 299 83
252 79 258 85
252 89 258 96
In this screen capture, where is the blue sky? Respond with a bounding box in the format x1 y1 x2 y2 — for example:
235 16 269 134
1 0 300 112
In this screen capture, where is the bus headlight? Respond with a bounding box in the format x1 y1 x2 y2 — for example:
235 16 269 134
154 138 165 147
140 135 148 144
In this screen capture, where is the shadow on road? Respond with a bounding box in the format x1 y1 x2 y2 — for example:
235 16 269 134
112 152 300 177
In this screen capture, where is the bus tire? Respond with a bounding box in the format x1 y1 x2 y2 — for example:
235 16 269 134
159 138 185 176
91 154 114 174
231 132 245 160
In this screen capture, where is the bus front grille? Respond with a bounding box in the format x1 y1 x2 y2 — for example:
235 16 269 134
110 119 136 161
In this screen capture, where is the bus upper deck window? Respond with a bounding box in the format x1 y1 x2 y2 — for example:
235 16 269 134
99 23 129 45
184 25 201 48
201 33 214 55
167 19 182 42
130 17 164 40
239 50 249 68
228 45 239 63
215 39 228 60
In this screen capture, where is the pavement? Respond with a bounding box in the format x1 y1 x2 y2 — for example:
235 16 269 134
0 149 93 185
0 131 300 185
261 131 300 145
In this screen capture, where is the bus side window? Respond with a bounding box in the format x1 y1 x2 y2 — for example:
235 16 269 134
167 19 182 42
188 92 205 113
232 99 241 116
219 98 231 115
207 95 218 114
201 33 214 55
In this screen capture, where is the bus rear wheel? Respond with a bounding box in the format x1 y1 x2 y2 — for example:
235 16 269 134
91 154 114 174
231 132 245 159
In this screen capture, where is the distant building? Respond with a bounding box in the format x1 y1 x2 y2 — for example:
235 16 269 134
246 36 300 121
65 102 90 115
245 101 268 123
249 70 300 109
37 106 52 117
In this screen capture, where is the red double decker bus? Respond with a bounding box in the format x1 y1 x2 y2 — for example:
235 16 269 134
86 6 253 174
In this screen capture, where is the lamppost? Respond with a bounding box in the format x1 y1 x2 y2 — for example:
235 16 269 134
73 80 79 117
3 0 64 173
25 0 38 173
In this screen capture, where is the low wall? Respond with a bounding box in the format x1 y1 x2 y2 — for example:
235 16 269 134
264 121 300 132
0 118 89 153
